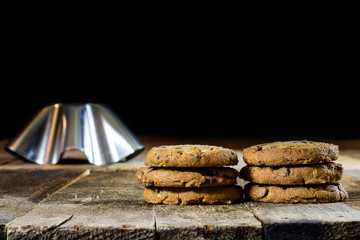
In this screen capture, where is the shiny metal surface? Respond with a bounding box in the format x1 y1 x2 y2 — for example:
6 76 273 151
6 103 144 165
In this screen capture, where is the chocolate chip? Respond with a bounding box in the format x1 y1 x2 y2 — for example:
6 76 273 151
270 166 281 170
205 177 215 184
200 169 215 176
148 180 155 186
301 178 306 184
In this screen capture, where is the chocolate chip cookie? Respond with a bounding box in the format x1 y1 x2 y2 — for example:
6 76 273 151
143 186 243 205
137 167 239 187
145 145 238 167
242 140 339 166
244 182 348 203
240 162 343 185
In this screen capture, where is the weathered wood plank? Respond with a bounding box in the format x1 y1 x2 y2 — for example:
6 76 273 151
5 170 263 240
0 169 88 240
248 202 360 240
7 201 155 240
155 204 262 240
6 171 155 240
2 139 360 240
340 175 360 212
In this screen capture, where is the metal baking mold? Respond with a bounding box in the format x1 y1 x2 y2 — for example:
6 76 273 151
6 103 144 165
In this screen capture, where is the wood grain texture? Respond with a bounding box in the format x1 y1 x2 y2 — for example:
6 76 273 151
155 204 262 240
6 171 155 240
0 169 87 240
1 138 360 239
341 175 360 212
249 202 360 240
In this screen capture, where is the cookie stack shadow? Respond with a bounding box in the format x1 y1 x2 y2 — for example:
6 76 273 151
136 145 243 205
240 140 349 203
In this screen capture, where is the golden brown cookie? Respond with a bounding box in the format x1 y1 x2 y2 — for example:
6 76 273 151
242 140 339 166
240 162 343 185
145 145 238 167
136 167 239 187
244 182 348 203
143 186 243 205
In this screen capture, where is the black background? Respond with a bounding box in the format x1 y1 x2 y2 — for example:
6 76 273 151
0 75 358 140
1 14 358 141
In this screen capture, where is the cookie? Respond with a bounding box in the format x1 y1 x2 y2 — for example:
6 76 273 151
143 186 243 205
244 182 348 203
136 167 239 187
242 140 339 166
145 145 238 167
240 162 343 185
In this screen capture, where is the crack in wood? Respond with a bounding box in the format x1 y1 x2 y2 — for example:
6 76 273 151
244 203 266 240
38 169 91 204
44 215 73 233
153 205 159 240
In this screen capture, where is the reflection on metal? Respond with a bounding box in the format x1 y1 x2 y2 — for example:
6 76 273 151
6 103 144 165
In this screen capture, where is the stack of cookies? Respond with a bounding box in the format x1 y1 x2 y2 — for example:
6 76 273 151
136 144 243 205
240 140 348 203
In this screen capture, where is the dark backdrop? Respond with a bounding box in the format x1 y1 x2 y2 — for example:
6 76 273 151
2 3 358 141
1 18 358 140
0 78 358 140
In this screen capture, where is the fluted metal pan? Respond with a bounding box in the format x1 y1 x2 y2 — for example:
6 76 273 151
6 103 144 165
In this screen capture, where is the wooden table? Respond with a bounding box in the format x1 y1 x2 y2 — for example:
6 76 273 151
1 136 360 239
